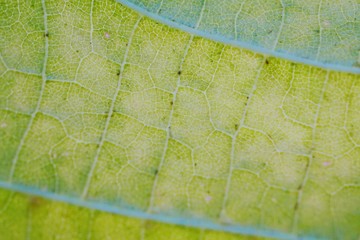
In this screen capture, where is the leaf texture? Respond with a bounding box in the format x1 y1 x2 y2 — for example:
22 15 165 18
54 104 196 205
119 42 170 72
118 0 360 73
0 0 359 239
0 188 268 240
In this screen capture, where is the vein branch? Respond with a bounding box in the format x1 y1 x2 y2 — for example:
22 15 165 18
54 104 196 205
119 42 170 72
81 16 143 199
8 0 49 182
292 69 329 232
147 0 207 211
220 58 266 218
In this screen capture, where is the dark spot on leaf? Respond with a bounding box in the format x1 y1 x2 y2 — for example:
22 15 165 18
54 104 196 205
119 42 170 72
294 201 299 210
154 169 158 175
116 71 120 76
246 96 249 100
265 59 270 65
145 221 154 229
178 71 182 75
194 163 197 167
29 196 43 209
44 32 49 37
234 124 238 130
268 30 273 34
170 101 174 106
315 29 320 33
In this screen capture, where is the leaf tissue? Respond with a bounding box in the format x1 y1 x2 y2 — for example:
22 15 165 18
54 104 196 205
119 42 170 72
0 0 359 239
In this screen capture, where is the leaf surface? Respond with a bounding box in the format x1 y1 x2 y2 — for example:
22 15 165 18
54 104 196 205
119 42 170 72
118 0 360 73
0 188 268 240
0 0 359 239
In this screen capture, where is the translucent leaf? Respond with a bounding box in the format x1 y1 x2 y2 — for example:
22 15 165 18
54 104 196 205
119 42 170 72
0 0 359 239
0 188 267 240
118 0 360 73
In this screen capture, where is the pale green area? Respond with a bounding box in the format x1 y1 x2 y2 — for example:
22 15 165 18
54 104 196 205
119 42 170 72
0 0 359 239
127 0 360 69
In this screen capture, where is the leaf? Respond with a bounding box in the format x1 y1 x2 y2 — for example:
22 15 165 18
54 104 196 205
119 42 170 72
118 0 360 73
0 188 265 240
0 0 359 239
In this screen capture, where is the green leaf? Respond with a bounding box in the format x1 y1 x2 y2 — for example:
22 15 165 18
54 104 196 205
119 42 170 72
0 188 264 240
0 0 359 239
119 0 360 73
